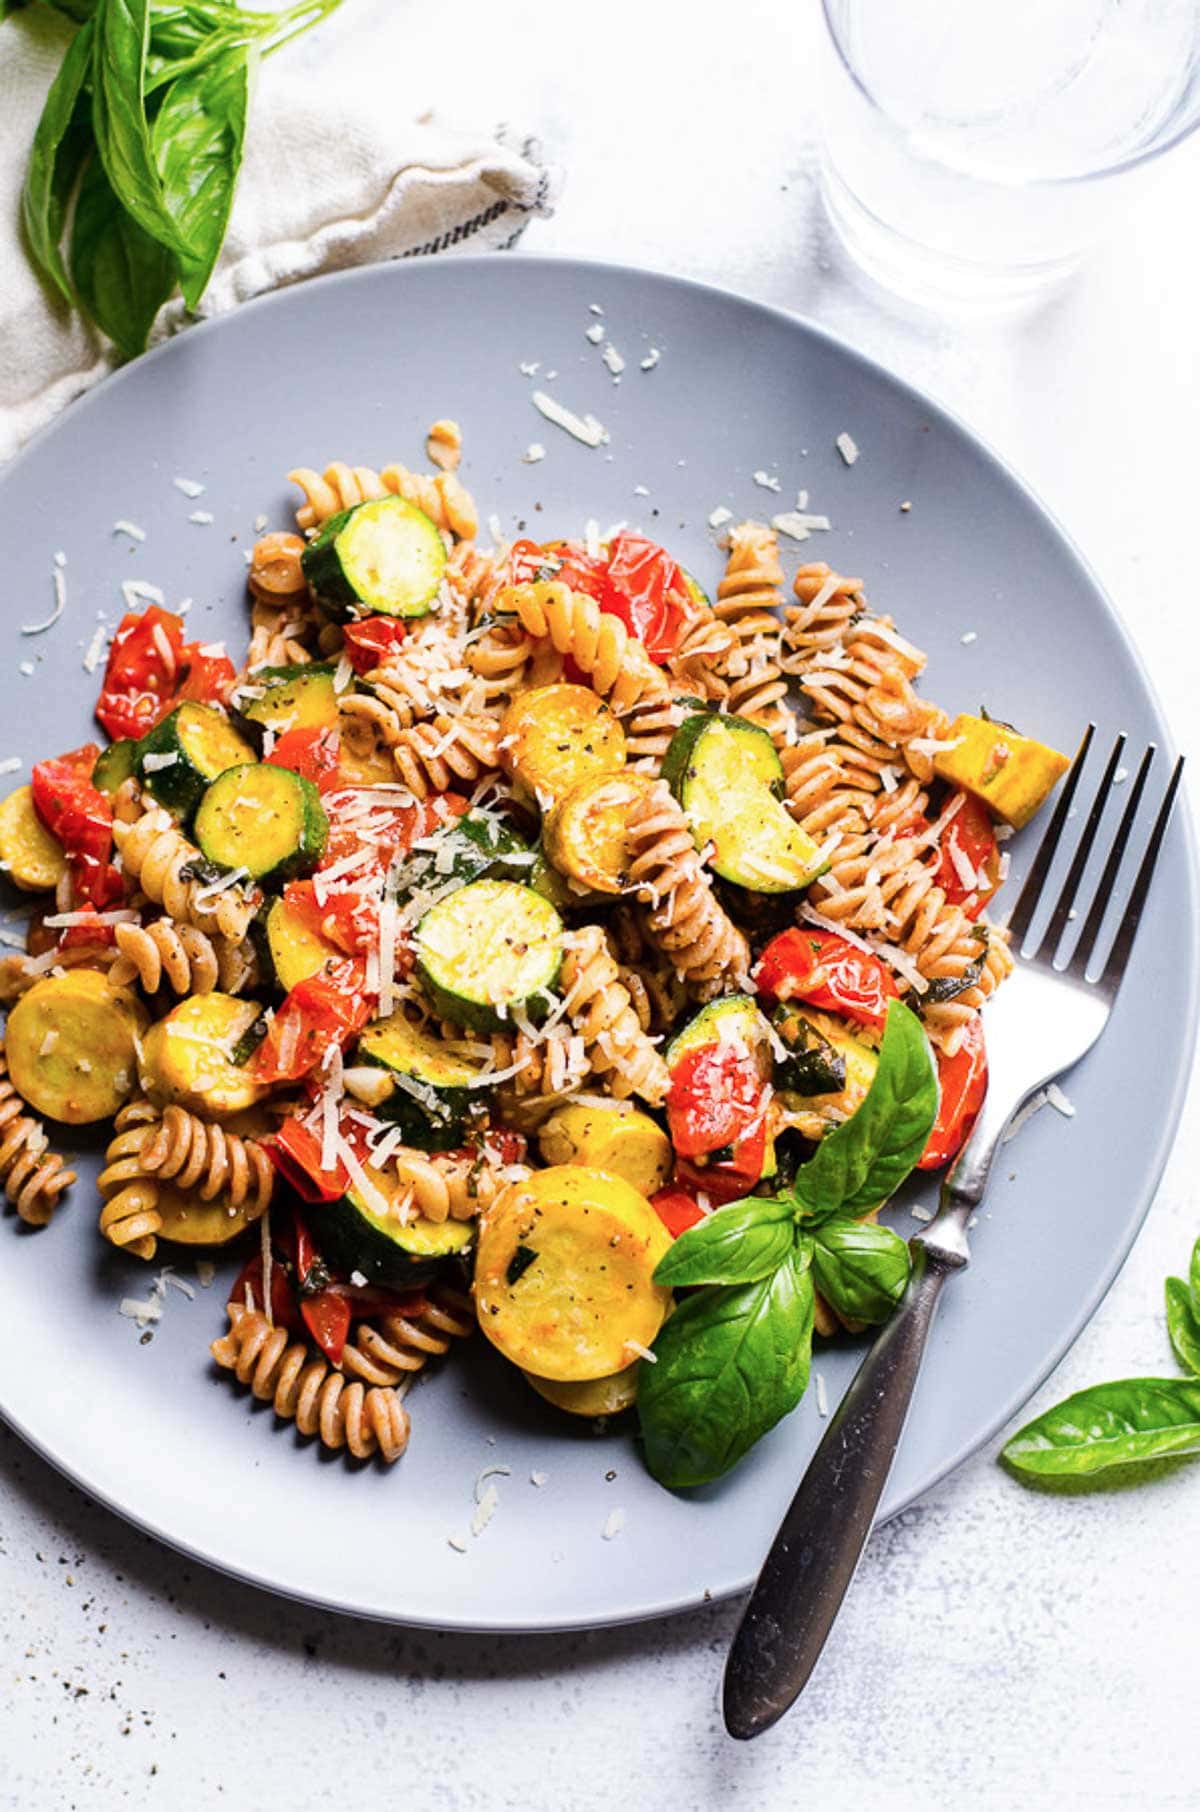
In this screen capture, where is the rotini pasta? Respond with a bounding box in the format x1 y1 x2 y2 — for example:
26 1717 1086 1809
559 926 670 1106
0 1045 76 1226
288 460 477 541
97 1101 162 1259
110 919 258 997
390 713 499 799
340 1284 475 1387
113 808 259 941
626 781 752 996
138 1105 274 1213
710 523 792 741
502 581 670 712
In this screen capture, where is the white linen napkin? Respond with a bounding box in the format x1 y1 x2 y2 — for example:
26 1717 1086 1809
0 7 557 462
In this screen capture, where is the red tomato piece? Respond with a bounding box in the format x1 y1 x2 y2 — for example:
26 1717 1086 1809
253 960 372 1084
176 643 236 708
268 1117 350 1203
229 1252 302 1333
602 531 690 662
31 745 123 912
934 793 1000 920
95 607 186 740
917 1016 988 1170
667 1041 767 1160
342 617 409 674
300 1290 351 1365
672 1154 763 1206
755 927 899 1032
267 727 342 794
650 1187 708 1238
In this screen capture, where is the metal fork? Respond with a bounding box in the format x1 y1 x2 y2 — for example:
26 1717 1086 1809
723 727 1185 1741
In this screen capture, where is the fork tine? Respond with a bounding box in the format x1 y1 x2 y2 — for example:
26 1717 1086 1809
1099 755 1185 995
1005 724 1094 949
1038 733 1127 956
1067 744 1155 979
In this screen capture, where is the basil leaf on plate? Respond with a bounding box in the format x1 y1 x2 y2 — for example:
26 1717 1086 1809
811 1217 912 1325
70 150 176 358
1165 1275 1200 1378
22 18 95 304
639 1239 815 1489
653 1195 796 1289
791 1000 938 1223
91 0 194 260
1002 1378 1200 1478
152 43 252 309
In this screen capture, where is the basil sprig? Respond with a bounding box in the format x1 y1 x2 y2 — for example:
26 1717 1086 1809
639 1000 938 1490
1003 1236 1200 1480
10 0 343 357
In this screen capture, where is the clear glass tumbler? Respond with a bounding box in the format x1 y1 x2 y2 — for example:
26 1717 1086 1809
817 0 1200 308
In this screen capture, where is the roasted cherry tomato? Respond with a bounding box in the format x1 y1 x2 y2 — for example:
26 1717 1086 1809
917 1016 988 1170
650 1187 708 1238
176 642 236 708
667 1041 766 1160
31 744 123 913
267 727 342 794
342 617 409 674
933 792 1001 919
95 606 186 740
672 1151 764 1205
602 530 690 661
755 927 899 1032
268 1117 350 1203
229 1250 303 1333
253 960 373 1084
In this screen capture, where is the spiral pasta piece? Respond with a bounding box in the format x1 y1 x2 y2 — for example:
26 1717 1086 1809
782 562 865 667
97 1101 162 1259
710 523 791 741
0 1046 76 1227
626 781 750 997
787 605 950 775
110 919 258 997
212 1303 410 1462
287 461 477 542
113 808 259 941
384 1146 513 1225
622 695 694 771
666 608 740 701
425 419 463 472
502 581 669 713
248 531 307 606
390 714 500 800
560 925 670 1106
489 1024 591 1125
138 1105 274 1213
244 593 326 674
465 617 535 712
340 1285 475 1387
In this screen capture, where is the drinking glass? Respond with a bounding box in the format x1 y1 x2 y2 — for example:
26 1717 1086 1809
817 0 1200 308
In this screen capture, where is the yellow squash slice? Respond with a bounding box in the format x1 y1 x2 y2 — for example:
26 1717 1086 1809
0 786 67 893
5 970 146 1123
499 684 625 805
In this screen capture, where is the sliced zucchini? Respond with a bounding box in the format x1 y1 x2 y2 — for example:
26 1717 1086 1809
542 772 655 895
194 763 328 885
0 785 67 892
301 496 446 621
474 1166 672 1382
264 896 341 992
776 1006 879 1140
316 1169 474 1286
139 993 267 1116
662 712 827 894
238 663 339 738
932 714 1070 829
5 971 145 1123
666 993 775 1075
355 1010 486 1149
522 1364 640 1418
771 1002 846 1095
415 879 564 1032
499 684 626 807
407 809 535 892
536 1102 672 1198
135 703 256 820
92 739 139 797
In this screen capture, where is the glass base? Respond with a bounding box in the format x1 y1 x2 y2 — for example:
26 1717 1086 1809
818 155 1085 313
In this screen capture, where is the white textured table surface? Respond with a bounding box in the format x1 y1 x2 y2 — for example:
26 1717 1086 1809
4 3 1200 1807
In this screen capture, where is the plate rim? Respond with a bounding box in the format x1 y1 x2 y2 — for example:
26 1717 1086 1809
1 252 1196 1633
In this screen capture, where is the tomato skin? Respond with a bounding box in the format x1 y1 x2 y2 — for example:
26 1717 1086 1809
651 1187 707 1238
31 744 124 915
229 1251 303 1333
667 1042 767 1161
176 644 236 708
95 607 186 739
917 1017 988 1170
934 793 1000 919
253 960 372 1084
268 1118 349 1203
267 727 342 794
755 927 899 1032
602 531 690 661
672 1154 762 1205
342 618 409 674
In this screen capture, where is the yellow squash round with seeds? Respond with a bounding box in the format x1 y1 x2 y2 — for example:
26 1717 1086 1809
0 786 67 892
6 970 146 1123
499 683 625 805
542 771 654 895
139 993 267 1116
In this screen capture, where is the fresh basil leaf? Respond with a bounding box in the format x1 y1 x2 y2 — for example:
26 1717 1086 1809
152 43 251 309
91 0 194 260
69 150 175 358
811 1218 912 1325
41 0 98 18
639 1240 815 1488
1165 1276 1200 1378
1190 1234 1200 1320
653 1196 797 1289
791 999 938 1222
1002 1377 1200 1478
2 0 30 22
21 17 95 304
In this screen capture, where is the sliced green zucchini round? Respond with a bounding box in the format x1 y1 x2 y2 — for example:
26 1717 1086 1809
135 703 256 820
426 810 536 889
415 879 563 1031
770 1002 846 1095
662 711 828 895
238 663 339 738
92 738 139 797
355 1010 486 1149
316 1184 474 1286
194 763 328 885
666 994 775 1075
301 496 446 621
263 896 341 991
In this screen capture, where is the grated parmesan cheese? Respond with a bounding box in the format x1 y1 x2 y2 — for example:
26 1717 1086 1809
530 390 609 449
601 1508 626 1541
585 322 604 344
0 758 20 776
814 1370 829 1417
22 563 67 636
752 470 782 493
640 348 660 371
601 343 625 376
1046 1083 1075 1118
836 431 860 465
113 519 146 542
173 476 205 497
522 443 546 464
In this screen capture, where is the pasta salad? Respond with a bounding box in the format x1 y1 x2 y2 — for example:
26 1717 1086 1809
0 430 1069 1484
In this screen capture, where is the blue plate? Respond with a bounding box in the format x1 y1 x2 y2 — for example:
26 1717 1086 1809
0 256 1193 1630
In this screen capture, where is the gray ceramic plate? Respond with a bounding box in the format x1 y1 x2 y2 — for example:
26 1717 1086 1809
0 257 1193 1632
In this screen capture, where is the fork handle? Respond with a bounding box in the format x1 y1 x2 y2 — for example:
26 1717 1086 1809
723 1244 955 1740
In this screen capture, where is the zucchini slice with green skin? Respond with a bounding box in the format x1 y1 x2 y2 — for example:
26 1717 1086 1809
662 711 827 894
135 703 256 820
301 496 446 621
415 879 564 1031
355 1010 485 1149
423 810 536 889
666 994 775 1076
238 663 339 739
770 1002 846 1095
92 738 139 797
774 1006 880 1140
194 763 328 885
317 1184 474 1287
263 897 341 991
